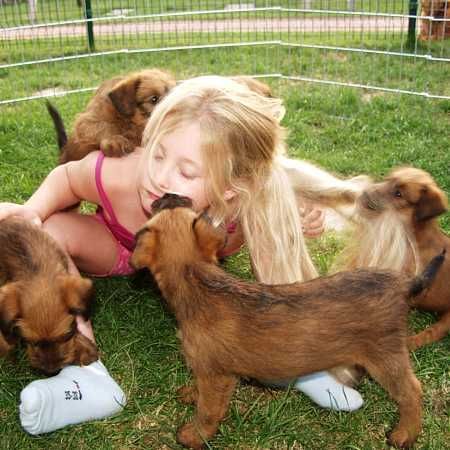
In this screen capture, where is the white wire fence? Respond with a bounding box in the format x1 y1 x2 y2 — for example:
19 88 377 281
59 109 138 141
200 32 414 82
0 1 449 104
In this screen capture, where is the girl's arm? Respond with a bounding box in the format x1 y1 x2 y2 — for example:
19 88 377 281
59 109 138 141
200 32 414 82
0 152 99 223
280 156 371 219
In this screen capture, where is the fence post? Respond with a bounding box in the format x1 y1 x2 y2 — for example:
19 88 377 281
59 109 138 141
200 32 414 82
84 0 95 52
28 0 37 24
407 0 418 48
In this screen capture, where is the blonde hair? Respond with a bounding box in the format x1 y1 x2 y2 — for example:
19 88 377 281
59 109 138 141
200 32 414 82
334 208 420 274
142 75 317 284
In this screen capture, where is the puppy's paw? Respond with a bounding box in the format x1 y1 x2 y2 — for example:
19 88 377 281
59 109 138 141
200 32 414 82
387 427 417 449
177 421 206 449
100 136 135 157
177 385 198 405
407 333 427 351
73 334 99 366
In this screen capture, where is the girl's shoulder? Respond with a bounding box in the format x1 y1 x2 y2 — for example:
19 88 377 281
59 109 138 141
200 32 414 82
99 148 144 193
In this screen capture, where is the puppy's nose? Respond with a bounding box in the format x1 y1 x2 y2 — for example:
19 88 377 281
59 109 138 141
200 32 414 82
361 191 380 211
152 193 192 213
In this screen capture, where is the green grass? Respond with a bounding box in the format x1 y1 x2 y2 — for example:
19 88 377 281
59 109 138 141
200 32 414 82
0 0 413 28
1 33 449 104
0 42 449 449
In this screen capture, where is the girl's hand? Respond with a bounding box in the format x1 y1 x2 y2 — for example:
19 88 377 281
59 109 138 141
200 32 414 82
0 203 42 225
300 204 324 238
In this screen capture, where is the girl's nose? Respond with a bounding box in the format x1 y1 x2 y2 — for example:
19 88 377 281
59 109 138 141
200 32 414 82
153 164 170 192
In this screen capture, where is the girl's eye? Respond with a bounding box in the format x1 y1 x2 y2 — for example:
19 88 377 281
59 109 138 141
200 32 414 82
181 171 195 180
154 154 164 161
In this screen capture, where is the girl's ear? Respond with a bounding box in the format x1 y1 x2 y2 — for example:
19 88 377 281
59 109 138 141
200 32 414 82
223 189 237 201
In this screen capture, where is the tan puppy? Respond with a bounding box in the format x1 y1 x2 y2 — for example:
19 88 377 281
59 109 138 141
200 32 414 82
131 193 445 450
419 1 450 40
0 218 98 374
232 76 273 97
347 167 449 349
47 68 176 163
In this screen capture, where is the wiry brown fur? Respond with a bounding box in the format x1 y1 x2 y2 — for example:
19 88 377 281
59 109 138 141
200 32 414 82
130 194 445 449
47 68 176 163
0 218 98 374
346 167 450 350
419 1 450 40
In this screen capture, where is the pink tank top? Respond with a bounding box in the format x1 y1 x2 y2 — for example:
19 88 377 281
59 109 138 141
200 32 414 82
95 152 136 251
94 152 239 255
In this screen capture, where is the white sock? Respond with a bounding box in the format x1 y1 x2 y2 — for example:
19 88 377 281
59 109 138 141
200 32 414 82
20 361 126 435
294 371 363 411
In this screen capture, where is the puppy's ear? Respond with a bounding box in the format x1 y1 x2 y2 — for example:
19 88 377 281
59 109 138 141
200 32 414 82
0 282 22 342
108 77 140 117
59 275 94 321
130 227 157 269
415 185 448 222
193 215 226 262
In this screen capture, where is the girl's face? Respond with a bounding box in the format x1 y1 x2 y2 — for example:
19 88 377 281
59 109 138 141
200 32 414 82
138 122 210 214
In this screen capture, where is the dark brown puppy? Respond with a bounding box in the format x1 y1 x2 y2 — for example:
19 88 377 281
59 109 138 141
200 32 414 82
352 167 449 350
131 193 444 450
419 1 450 40
0 217 98 374
47 68 176 163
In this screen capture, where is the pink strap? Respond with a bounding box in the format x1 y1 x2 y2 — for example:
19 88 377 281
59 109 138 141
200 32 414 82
226 221 237 234
95 152 119 225
94 152 136 251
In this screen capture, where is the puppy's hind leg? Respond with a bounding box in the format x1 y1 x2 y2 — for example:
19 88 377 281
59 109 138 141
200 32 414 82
177 373 237 449
408 310 450 350
365 353 422 449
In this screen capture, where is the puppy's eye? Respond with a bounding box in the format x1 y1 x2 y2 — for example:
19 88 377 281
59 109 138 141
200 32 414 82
394 189 402 198
150 95 159 104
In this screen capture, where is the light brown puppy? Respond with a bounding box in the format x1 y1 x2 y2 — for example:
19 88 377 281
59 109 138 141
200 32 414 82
419 1 450 40
345 167 449 350
0 217 98 374
47 68 176 163
131 193 445 450
231 76 273 97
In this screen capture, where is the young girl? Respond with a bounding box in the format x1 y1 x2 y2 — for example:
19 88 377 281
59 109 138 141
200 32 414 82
0 76 362 434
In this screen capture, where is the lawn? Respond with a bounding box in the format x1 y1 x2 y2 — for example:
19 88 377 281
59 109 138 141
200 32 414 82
0 29 449 450
2 35 449 105
0 0 415 28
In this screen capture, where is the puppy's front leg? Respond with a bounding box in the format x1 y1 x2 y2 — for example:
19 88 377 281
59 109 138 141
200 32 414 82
100 135 135 157
177 374 237 449
177 384 198 405
0 332 15 358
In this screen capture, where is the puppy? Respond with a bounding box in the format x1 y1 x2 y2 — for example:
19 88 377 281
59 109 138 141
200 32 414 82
231 76 273 97
47 68 176 163
344 167 449 350
131 193 444 449
419 1 450 40
0 217 98 374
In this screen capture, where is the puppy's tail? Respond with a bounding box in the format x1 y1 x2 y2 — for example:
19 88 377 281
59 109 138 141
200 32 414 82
46 100 67 150
407 249 446 300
